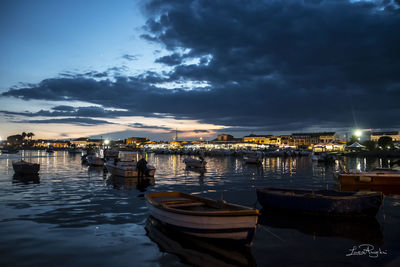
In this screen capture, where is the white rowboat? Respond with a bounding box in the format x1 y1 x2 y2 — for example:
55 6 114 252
146 192 259 245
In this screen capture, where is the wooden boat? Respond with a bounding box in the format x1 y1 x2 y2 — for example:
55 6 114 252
12 160 40 175
145 192 259 245
183 158 207 168
256 187 383 217
338 171 400 186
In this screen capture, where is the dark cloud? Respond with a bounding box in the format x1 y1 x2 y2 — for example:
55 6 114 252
0 106 132 118
121 54 139 61
14 117 114 126
193 129 209 133
52 105 75 112
2 0 400 133
129 122 172 131
155 53 185 66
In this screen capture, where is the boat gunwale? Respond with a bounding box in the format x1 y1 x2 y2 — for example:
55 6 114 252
146 192 259 217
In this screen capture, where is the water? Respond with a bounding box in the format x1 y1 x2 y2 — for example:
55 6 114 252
0 150 399 266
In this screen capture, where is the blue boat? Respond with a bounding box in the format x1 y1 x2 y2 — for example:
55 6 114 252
256 188 383 217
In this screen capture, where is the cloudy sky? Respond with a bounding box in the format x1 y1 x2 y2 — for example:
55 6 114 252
0 0 399 141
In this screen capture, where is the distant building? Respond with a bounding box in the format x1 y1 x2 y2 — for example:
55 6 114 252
291 132 338 148
217 134 234 141
370 131 400 142
34 140 69 148
243 134 272 144
125 137 149 145
70 138 102 148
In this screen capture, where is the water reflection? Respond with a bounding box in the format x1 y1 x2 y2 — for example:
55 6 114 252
145 216 256 267
87 166 105 177
12 173 40 184
258 210 384 246
106 175 155 191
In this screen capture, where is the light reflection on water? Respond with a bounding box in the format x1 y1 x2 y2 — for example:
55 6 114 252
0 150 399 266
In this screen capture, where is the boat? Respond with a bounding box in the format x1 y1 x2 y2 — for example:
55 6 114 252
105 159 156 177
145 192 259 245
243 152 262 164
145 216 256 266
338 171 400 186
105 151 155 177
12 160 40 175
183 158 207 168
256 187 383 217
86 155 105 166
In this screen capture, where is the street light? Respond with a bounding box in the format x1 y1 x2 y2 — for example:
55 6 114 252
104 139 110 145
354 129 362 141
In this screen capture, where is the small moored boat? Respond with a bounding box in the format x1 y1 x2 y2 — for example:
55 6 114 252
243 152 262 164
105 159 156 177
183 158 207 168
146 192 259 245
12 160 40 175
256 187 383 217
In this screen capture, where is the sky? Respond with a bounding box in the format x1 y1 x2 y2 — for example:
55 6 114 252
0 0 399 141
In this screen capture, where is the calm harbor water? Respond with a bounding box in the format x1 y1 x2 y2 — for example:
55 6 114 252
0 150 399 266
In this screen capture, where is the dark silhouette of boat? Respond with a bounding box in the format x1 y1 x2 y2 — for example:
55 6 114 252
12 160 40 175
257 187 383 217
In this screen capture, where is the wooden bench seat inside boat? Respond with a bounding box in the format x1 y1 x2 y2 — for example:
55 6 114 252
166 202 205 208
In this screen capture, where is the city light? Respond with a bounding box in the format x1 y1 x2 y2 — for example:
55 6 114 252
354 129 362 138
104 139 110 145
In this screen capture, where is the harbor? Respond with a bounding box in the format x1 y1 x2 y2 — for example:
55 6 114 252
0 150 399 266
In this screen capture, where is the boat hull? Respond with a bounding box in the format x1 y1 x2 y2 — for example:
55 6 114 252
257 188 383 217
146 192 258 244
105 162 155 177
12 162 40 175
339 173 400 186
147 203 257 244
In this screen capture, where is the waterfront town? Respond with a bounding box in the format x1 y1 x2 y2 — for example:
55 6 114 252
1 130 400 155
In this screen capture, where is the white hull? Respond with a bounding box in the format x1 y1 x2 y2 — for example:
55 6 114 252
105 162 155 177
147 203 257 241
